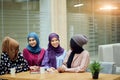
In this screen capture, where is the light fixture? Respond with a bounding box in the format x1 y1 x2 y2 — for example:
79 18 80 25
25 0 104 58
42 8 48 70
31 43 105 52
100 5 118 10
74 3 84 7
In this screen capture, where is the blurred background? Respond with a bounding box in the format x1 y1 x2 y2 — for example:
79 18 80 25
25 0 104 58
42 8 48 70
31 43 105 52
0 0 120 61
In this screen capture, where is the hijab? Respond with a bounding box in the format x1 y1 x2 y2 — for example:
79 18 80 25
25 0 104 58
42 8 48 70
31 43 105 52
26 32 41 54
2 36 19 61
47 33 64 68
67 34 88 68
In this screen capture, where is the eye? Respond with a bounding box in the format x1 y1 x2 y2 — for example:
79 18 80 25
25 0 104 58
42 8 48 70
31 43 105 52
51 40 54 42
32 39 35 41
55 39 58 41
29 38 35 43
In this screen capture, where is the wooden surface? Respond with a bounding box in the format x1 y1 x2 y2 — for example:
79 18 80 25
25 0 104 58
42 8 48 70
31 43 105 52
0 71 120 80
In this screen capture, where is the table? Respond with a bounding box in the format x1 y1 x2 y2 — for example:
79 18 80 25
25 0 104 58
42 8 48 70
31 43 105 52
0 71 120 80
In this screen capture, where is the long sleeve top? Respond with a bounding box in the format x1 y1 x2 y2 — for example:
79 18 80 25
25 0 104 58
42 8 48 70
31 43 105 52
62 50 90 72
0 52 29 75
23 48 45 66
42 50 66 69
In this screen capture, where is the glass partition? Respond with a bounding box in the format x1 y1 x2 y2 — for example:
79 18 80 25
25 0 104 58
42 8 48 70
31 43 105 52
0 0 51 52
67 0 120 60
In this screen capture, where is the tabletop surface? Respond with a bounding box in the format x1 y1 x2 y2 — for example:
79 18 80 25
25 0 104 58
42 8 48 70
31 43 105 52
0 71 120 80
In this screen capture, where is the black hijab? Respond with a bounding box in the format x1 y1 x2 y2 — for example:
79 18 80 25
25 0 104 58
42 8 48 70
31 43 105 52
67 39 84 68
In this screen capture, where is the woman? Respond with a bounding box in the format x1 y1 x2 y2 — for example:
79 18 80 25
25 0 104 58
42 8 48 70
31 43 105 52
42 33 66 71
0 36 29 75
23 32 45 71
57 34 90 73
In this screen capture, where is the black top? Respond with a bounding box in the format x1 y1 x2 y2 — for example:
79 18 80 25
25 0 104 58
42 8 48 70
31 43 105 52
0 52 29 75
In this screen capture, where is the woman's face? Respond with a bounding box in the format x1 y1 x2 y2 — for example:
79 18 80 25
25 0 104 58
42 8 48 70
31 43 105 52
51 37 59 48
28 37 37 47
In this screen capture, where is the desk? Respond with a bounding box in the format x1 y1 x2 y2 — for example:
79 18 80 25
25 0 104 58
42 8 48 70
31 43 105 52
0 71 120 80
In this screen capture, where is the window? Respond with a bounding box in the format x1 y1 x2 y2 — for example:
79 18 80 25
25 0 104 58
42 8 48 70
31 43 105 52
67 0 120 60
0 0 51 52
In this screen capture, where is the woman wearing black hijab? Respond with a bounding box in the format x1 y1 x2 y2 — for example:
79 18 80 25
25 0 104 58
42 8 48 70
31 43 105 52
57 34 90 73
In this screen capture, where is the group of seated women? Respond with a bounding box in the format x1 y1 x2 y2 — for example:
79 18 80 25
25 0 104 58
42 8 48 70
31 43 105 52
0 32 90 75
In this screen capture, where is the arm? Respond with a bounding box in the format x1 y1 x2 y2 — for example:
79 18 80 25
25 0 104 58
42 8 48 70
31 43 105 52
15 52 29 73
41 51 50 69
65 51 90 73
23 48 28 60
0 53 9 75
58 51 90 73
57 50 71 72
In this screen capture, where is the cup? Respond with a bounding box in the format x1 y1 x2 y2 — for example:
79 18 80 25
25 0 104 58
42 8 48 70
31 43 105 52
40 67 45 73
10 68 16 75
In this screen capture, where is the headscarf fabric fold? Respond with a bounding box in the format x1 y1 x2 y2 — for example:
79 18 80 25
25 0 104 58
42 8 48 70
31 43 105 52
2 36 19 61
67 34 88 68
26 32 41 54
48 33 64 68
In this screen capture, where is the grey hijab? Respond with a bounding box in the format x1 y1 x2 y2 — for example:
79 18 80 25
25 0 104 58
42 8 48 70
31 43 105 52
71 34 88 47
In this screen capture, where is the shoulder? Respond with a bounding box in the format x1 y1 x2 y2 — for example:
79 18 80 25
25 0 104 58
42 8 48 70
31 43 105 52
0 53 9 61
23 48 28 52
62 50 67 55
63 50 67 53
83 50 89 54
45 50 48 53
23 48 30 55
65 50 72 57
41 48 46 52
1 53 7 58
44 50 48 56
81 50 89 56
23 48 29 53
40 48 46 54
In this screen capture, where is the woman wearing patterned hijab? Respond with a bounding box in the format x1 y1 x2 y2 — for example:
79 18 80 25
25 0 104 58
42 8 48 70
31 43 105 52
23 32 45 71
57 34 90 73
0 36 29 75
42 33 66 71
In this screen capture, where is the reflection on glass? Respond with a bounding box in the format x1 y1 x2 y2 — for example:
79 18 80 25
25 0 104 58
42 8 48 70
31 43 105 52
67 0 120 60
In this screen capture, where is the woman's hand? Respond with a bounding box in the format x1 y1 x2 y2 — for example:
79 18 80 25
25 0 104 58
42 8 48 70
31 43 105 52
30 66 40 71
46 67 55 72
57 67 65 73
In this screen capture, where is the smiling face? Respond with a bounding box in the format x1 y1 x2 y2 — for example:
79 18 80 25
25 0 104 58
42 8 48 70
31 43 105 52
51 37 60 48
28 37 37 47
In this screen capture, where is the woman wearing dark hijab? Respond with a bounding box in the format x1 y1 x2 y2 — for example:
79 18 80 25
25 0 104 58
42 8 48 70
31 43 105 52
57 34 90 73
23 32 45 71
42 33 66 71
0 36 29 75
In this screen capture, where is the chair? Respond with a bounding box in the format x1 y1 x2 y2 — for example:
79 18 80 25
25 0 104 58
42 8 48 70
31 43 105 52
98 44 114 62
86 61 116 74
98 43 120 73
112 43 120 67
100 62 116 74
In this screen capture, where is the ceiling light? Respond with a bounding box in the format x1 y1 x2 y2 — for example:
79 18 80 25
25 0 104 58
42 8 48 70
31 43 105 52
74 3 84 7
100 5 118 10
